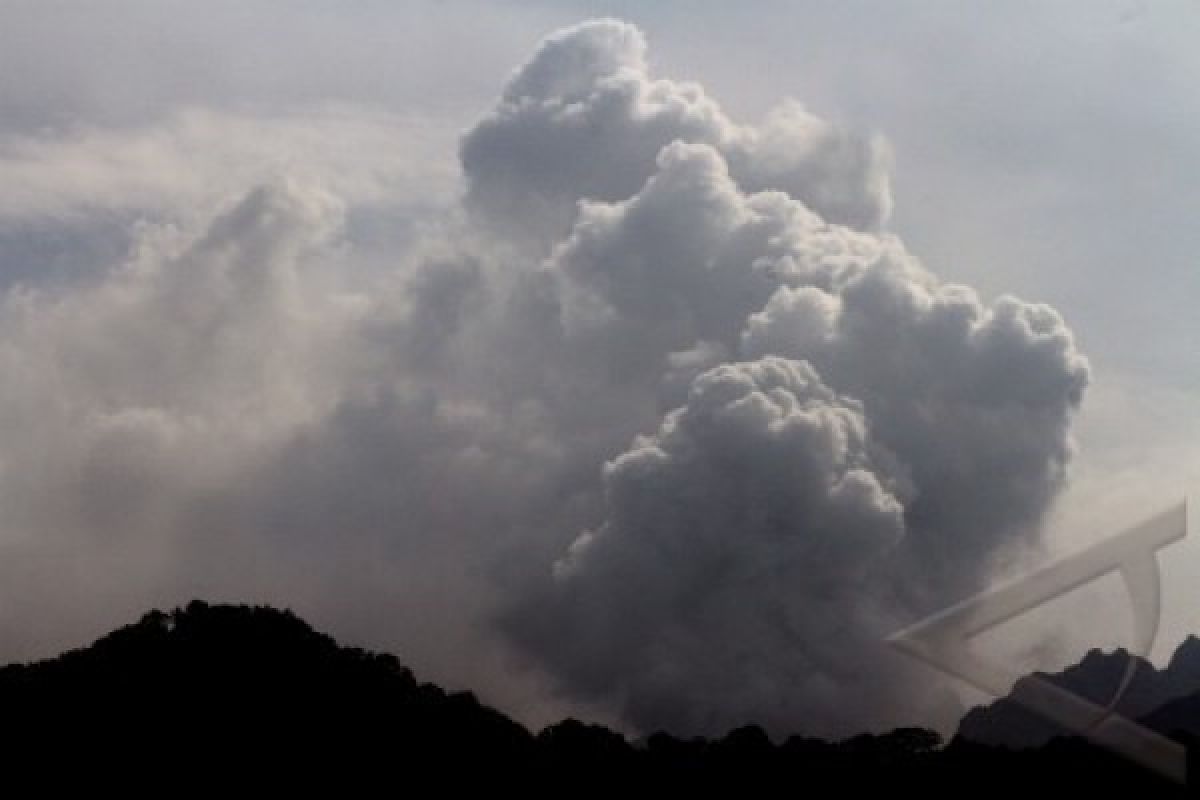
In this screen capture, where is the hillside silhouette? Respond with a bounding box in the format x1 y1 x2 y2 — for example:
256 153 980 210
0 601 1193 794
958 637 1200 748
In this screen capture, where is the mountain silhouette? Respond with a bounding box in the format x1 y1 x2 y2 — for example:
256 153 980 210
1140 641 1200 743
957 637 1200 749
0 600 534 788
0 600 1192 794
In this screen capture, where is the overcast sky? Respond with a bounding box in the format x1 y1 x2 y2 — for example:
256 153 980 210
1 0 1198 736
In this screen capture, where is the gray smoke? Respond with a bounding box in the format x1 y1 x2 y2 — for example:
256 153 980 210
461 18 891 244
476 21 1088 736
0 18 1087 738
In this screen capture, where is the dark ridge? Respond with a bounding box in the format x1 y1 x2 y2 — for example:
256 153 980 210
0 600 1193 794
957 638 1200 749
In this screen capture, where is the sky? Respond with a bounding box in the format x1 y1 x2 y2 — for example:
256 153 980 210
0 0 1198 737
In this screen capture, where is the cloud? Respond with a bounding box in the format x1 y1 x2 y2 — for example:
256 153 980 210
0 106 458 296
508 356 908 735
460 19 890 244
742 265 1090 603
496 107 1087 735
0 17 1088 739
0 176 359 651
0 107 456 223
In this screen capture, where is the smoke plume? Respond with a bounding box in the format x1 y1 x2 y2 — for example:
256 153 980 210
0 18 1087 737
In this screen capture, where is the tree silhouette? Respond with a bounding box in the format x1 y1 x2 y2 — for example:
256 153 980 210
0 600 1191 795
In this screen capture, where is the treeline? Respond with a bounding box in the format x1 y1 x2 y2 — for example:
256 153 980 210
0 601 1189 794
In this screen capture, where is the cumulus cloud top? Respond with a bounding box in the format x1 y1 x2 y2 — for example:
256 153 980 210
461 18 891 243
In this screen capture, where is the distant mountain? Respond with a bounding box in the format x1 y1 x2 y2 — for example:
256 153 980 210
957 637 1200 749
1141 647 1200 741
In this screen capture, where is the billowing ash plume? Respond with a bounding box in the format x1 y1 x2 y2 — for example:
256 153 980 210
0 18 1086 737
471 20 1088 736
461 18 891 242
